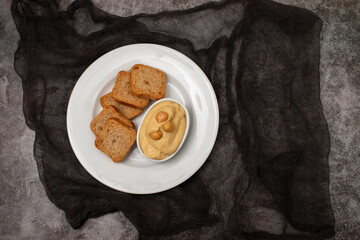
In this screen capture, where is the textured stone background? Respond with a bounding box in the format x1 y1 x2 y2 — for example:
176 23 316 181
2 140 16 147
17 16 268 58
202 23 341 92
0 0 359 239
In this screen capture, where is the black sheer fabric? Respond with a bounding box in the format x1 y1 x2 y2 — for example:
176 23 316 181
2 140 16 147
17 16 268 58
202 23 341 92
11 0 335 238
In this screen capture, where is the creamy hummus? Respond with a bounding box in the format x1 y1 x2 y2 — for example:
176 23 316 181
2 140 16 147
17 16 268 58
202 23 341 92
139 101 186 160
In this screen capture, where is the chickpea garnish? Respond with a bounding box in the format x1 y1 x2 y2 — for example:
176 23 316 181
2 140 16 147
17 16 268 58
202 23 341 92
156 111 168 122
149 130 163 140
162 121 174 133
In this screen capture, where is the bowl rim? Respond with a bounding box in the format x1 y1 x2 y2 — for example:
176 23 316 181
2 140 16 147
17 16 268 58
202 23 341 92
136 98 190 163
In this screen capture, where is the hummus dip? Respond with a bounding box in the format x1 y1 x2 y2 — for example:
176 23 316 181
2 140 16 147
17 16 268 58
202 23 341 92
139 101 186 160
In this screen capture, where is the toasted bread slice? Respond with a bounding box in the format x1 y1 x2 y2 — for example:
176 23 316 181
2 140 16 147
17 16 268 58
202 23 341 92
95 118 136 162
100 93 142 119
90 106 134 136
112 71 149 108
129 64 166 100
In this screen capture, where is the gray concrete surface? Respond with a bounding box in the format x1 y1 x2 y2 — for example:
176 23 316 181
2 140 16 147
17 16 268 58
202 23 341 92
0 0 359 239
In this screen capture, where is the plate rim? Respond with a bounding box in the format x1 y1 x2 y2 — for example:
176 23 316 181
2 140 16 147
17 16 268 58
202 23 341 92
66 43 219 194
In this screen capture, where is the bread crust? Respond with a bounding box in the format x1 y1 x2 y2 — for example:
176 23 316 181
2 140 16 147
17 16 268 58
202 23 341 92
112 71 149 108
100 92 142 119
129 64 166 101
95 118 136 162
90 106 134 136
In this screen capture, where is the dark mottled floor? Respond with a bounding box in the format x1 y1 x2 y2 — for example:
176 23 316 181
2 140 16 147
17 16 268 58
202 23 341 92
0 0 359 239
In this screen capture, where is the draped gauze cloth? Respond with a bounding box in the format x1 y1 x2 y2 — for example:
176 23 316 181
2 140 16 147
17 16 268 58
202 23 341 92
11 0 335 238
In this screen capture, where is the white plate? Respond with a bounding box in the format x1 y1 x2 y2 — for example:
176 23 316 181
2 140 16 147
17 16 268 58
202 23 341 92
67 44 219 194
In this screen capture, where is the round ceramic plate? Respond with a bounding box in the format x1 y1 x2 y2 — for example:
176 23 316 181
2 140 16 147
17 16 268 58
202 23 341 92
67 44 219 194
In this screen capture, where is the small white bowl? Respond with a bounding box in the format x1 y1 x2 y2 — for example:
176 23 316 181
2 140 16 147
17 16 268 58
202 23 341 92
136 98 190 163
